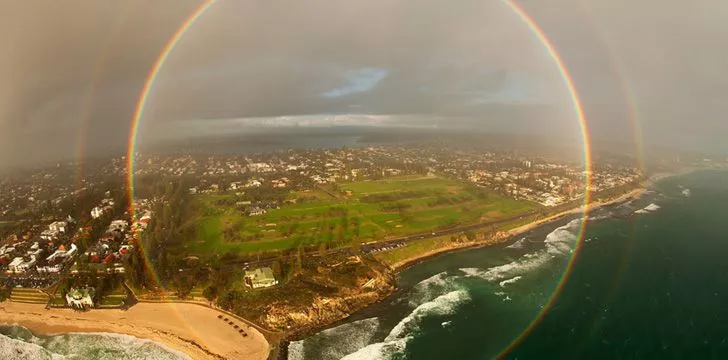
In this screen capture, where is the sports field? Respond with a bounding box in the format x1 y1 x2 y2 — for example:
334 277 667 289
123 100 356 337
189 176 536 255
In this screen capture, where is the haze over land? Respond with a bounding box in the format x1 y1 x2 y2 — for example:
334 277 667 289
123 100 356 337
1 0 727 168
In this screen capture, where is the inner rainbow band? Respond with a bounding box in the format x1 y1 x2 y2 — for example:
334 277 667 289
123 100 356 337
125 0 594 354
496 1 593 357
126 0 215 287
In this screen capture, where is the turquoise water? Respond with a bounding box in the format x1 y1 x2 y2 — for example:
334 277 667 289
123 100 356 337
290 170 728 359
0 324 188 360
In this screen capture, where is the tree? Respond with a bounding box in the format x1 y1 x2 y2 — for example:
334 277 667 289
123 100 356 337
173 274 194 299
294 246 303 276
203 285 218 302
271 260 282 279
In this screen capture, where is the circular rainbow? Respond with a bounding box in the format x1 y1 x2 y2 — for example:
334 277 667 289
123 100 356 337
125 0 595 354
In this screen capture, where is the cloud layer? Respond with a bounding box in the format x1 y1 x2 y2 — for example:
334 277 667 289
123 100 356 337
1 0 727 168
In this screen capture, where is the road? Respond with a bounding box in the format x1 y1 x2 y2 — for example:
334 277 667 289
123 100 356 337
214 210 541 271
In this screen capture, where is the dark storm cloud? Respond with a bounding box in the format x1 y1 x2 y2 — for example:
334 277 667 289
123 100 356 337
140 0 564 123
0 0 202 167
1 0 727 169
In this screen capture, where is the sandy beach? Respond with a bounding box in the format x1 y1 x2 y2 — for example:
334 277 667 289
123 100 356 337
504 186 647 237
0 301 269 360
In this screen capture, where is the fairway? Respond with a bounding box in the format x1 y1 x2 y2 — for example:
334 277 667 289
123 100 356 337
189 176 537 255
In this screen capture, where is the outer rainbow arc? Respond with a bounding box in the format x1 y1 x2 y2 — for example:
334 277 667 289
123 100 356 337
126 0 593 354
74 2 136 194
575 0 646 174
496 1 593 357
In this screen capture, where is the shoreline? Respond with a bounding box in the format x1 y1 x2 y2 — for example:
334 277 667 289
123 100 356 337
389 185 648 271
387 166 709 272
276 184 653 355
2 170 701 359
0 301 270 360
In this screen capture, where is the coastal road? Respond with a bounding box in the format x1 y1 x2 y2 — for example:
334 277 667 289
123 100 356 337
213 210 542 271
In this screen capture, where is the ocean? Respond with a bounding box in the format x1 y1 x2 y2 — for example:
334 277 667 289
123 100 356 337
289 170 728 359
0 325 188 360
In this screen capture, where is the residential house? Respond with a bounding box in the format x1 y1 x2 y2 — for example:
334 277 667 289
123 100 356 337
244 267 278 289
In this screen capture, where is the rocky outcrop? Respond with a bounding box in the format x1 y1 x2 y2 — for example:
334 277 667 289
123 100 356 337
262 271 395 332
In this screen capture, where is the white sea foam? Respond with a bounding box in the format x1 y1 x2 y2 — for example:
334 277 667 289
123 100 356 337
0 334 58 360
288 318 381 360
499 276 523 287
0 327 189 360
415 272 448 288
287 340 305 360
506 237 527 249
459 268 485 277
341 290 470 360
409 271 460 307
461 219 579 283
388 290 470 341
618 200 634 208
644 203 661 211
339 337 408 360
635 203 661 214
682 189 691 197
588 212 613 221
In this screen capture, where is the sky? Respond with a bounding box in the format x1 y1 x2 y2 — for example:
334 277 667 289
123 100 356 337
1 0 727 169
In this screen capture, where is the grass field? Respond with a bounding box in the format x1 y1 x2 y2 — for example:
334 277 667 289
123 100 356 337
188 176 537 255
375 213 544 266
9 288 49 304
375 236 453 265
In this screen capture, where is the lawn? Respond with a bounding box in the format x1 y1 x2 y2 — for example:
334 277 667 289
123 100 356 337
188 176 537 255
375 212 544 266
375 236 453 265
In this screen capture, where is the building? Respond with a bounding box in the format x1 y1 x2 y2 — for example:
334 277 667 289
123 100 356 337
49 221 67 234
90 206 111 219
8 257 25 273
66 287 94 310
248 206 266 216
46 243 77 262
244 267 278 289
108 220 129 232
40 229 59 241
8 256 37 273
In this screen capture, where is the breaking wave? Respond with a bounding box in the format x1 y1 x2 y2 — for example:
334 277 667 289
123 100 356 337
340 290 470 360
499 276 523 287
635 203 661 214
461 219 580 283
588 212 613 221
506 237 527 249
0 325 189 360
645 203 660 211
288 318 381 360
408 271 462 307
